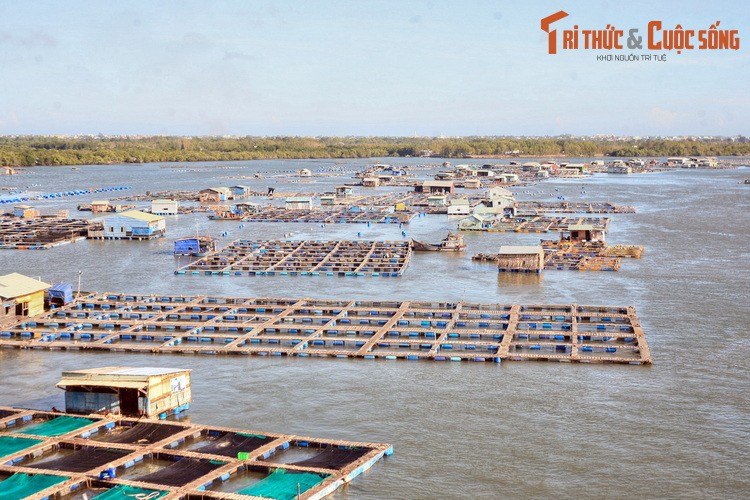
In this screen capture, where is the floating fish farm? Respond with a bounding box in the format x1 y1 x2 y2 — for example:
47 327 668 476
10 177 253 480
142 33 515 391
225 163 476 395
0 217 98 250
0 293 651 364
242 207 416 224
0 406 392 499
175 240 412 277
461 216 610 233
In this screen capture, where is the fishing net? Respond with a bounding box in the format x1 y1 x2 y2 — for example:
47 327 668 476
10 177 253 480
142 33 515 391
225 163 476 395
289 447 370 469
134 458 224 486
99 423 185 444
14 416 94 437
93 484 168 500
194 432 270 457
0 436 43 459
26 448 126 473
0 473 69 500
237 469 329 500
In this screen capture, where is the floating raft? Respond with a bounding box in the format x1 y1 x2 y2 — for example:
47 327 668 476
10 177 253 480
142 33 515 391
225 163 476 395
0 293 651 364
243 207 416 224
461 216 610 233
0 216 96 250
515 201 636 214
175 240 412 277
0 406 392 499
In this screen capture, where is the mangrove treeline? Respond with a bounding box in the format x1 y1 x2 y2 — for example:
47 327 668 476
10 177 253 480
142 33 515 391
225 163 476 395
1 136 748 167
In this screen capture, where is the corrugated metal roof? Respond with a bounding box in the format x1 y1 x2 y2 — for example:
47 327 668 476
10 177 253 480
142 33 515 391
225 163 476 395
568 224 594 231
62 366 189 377
498 245 544 255
56 378 148 389
116 210 165 223
285 197 312 202
423 180 454 187
0 273 51 299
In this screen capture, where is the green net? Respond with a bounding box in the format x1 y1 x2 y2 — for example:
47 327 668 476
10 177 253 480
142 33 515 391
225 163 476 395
0 473 68 500
13 416 94 437
0 436 43 459
237 469 329 500
93 484 169 500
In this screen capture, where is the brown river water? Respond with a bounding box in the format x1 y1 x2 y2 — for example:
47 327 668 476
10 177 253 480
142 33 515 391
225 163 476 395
1 158 748 498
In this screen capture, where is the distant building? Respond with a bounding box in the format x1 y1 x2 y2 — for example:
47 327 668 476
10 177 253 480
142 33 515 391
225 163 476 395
12 205 37 218
151 199 178 215
102 210 166 240
458 213 495 231
335 186 354 198
199 187 232 204
285 197 313 210
90 200 111 214
447 198 472 216
229 185 252 198
608 164 632 174
320 194 336 206
417 180 455 194
0 272 51 317
427 194 448 207
297 168 312 177
362 177 380 187
474 187 515 216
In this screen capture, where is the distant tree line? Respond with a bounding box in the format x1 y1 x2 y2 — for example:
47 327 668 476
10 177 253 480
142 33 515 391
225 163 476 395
0 136 748 167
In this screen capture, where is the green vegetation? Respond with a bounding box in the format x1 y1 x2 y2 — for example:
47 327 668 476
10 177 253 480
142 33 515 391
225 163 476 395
0 136 748 167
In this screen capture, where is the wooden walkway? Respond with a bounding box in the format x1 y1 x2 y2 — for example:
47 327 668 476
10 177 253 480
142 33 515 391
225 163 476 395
0 293 652 365
175 240 412 277
0 406 391 499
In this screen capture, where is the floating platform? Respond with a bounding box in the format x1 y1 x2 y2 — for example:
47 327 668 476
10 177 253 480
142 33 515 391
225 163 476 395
0 406 392 499
0 216 97 250
515 201 636 214
175 240 412 277
0 293 651 364
461 216 610 233
243 207 416 224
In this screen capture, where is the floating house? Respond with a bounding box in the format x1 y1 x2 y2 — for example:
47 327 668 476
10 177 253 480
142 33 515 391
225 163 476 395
174 236 216 256
12 205 37 218
608 164 632 174
417 180 455 194
460 179 482 189
447 198 471 216
48 283 74 308
0 272 51 317
297 168 312 177
427 194 448 207
90 200 111 214
320 193 336 206
151 199 178 215
57 366 192 418
235 202 260 214
335 185 354 198
496 246 545 273
199 187 232 204
285 196 313 210
229 185 252 198
102 210 166 240
474 187 515 216
362 177 380 187
458 213 495 231
565 224 606 243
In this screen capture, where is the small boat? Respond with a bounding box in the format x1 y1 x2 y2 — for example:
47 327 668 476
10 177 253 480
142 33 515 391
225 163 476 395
411 232 466 252
174 236 217 256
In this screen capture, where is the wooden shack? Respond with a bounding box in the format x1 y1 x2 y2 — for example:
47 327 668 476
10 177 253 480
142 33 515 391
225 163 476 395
13 205 37 218
496 245 545 273
0 272 51 316
150 198 178 215
57 366 192 418
362 177 380 187
417 180 455 194
566 224 606 243
90 200 111 214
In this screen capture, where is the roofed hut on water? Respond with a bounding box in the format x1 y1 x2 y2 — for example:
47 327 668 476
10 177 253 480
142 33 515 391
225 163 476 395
496 245 545 273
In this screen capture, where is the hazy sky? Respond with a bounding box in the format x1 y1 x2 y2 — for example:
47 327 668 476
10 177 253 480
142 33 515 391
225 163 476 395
0 1 747 136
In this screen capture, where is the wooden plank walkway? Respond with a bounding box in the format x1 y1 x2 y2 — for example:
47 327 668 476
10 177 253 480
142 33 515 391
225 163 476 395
0 293 652 365
0 406 392 500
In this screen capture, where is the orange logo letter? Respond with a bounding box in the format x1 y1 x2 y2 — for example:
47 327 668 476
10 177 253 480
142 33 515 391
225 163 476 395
541 11 569 54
